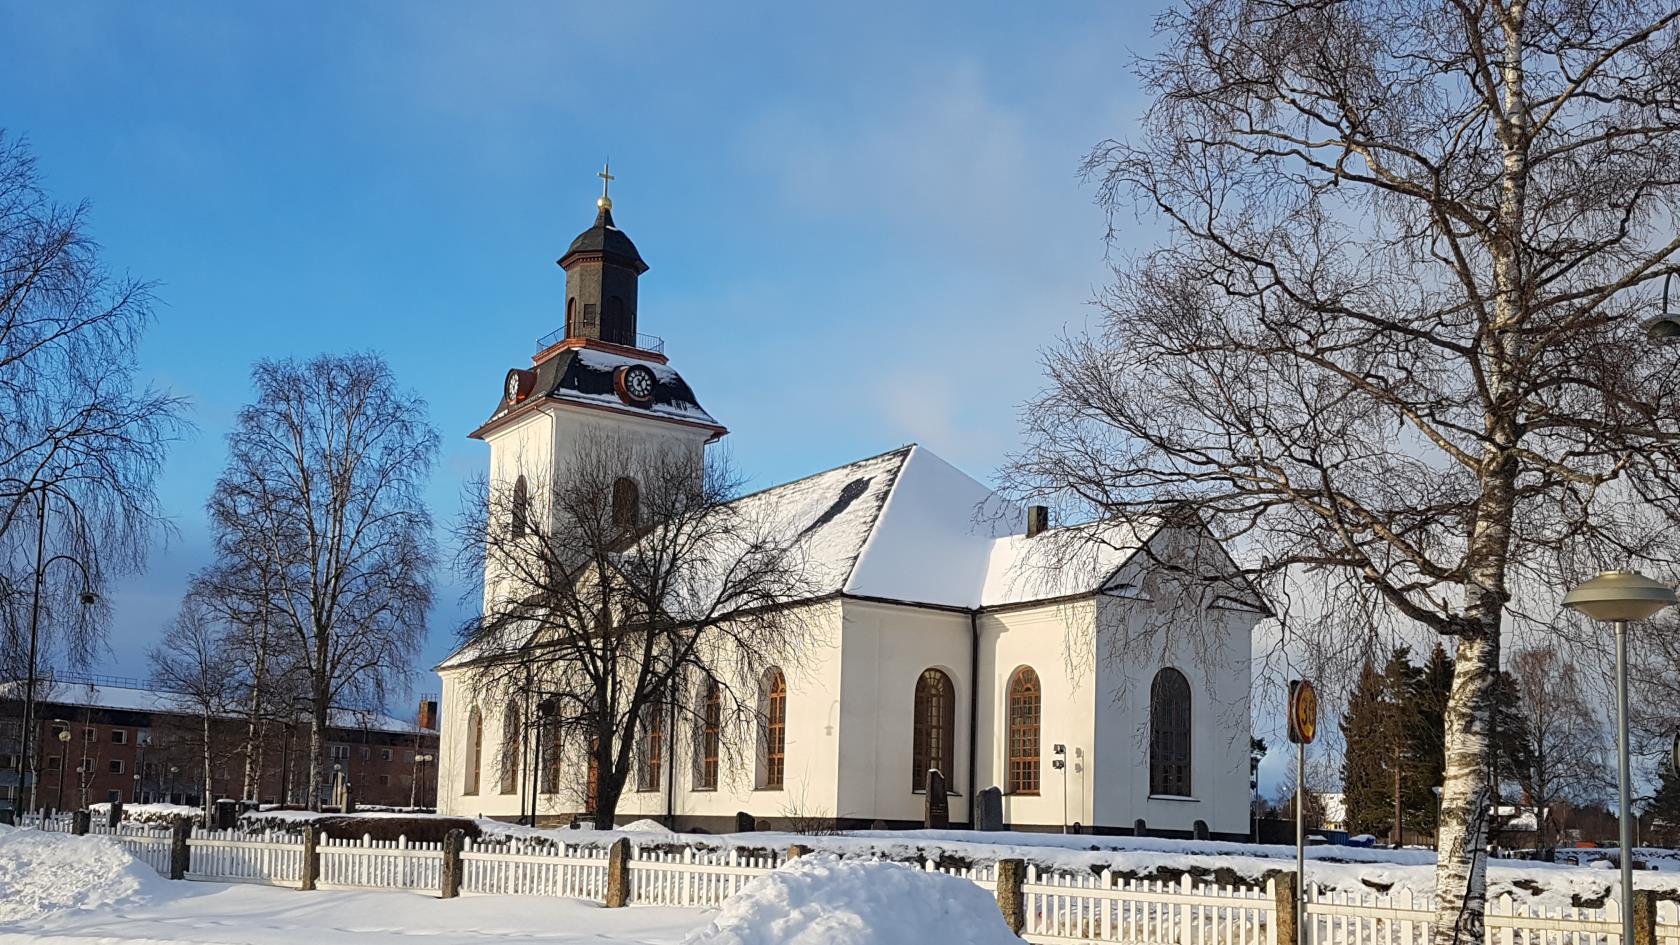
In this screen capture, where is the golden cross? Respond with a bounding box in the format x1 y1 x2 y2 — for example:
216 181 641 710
597 162 615 200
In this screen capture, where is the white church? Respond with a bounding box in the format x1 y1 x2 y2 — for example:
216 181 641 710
435 180 1261 837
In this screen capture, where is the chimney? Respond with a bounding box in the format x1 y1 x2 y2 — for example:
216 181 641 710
1026 506 1050 538
417 698 439 731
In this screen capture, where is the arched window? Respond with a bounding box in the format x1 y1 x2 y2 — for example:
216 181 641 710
912 669 955 791
1007 667 1040 795
695 677 721 790
565 297 577 337
541 721 563 795
612 477 639 529
511 475 529 539
498 700 521 794
1150 668 1193 797
637 702 665 792
585 737 601 814
759 667 787 789
463 707 483 795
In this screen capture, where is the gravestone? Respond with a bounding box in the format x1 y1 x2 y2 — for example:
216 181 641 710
924 769 950 829
1193 819 1209 841
734 811 756 833
1133 818 1147 837
107 799 123 829
974 787 1004 832
214 799 239 830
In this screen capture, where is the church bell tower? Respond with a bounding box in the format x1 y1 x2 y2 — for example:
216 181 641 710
559 164 648 347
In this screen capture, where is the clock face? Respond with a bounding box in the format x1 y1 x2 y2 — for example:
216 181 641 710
505 370 526 403
623 365 655 403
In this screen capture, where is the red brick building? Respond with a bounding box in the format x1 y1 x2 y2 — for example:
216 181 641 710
1 675 439 812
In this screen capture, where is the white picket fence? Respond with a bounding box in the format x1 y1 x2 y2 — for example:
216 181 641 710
188 829 307 887
85 821 177 875
18 817 1680 945
460 836 611 898
319 835 446 892
16 811 75 832
1021 870 1273 945
629 846 784 907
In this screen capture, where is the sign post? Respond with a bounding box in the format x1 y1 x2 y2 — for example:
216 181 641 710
1287 679 1319 945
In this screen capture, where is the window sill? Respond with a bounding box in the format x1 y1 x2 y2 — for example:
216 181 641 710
753 786 784 792
1148 794 1199 802
690 787 717 793
1010 791 1041 797
912 789 962 797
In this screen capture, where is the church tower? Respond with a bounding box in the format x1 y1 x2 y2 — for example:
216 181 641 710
558 164 647 347
471 167 725 472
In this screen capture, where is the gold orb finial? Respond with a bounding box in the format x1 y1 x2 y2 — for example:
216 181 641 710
597 162 615 210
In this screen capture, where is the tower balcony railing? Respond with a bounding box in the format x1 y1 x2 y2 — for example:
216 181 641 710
534 327 665 355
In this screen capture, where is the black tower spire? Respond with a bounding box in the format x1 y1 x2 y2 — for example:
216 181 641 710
559 163 648 347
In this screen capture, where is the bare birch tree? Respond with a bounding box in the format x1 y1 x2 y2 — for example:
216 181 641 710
1508 647 1606 857
452 435 815 828
150 594 242 817
1006 3 1680 939
208 354 436 809
0 132 186 806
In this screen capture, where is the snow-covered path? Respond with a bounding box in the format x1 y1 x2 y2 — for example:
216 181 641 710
0 884 709 945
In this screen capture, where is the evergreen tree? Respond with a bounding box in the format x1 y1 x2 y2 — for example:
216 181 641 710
1340 661 1393 835
1649 764 1680 848
1406 644 1454 832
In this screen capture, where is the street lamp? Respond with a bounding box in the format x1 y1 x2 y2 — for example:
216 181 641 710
54 727 70 811
1564 569 1678 945
1649 275 1680 343
411 753 434 808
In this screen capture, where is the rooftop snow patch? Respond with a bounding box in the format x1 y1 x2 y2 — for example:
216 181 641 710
683 853 1018 945
0 825 167 923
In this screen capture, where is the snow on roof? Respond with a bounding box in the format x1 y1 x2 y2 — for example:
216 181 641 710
6 680 418 735
554 347 720 427
443 444 1191 670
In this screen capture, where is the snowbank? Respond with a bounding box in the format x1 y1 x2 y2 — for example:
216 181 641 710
684 854 1017 945
0 825 166 923
88 802 201 824
620 819 673 833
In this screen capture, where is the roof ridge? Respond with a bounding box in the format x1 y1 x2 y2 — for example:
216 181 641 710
724 443 915 508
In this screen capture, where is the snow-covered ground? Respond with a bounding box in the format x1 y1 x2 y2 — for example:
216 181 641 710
0 883 707 945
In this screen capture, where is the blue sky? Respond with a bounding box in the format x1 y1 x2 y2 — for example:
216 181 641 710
1 3 1172 707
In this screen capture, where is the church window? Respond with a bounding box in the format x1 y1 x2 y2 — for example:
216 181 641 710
585 737 601 814
541 721 564 795
511 475 530 539
759 667 787 790
463 707 483 796
912 668 955 792
566 297 578 337
696 677 720 790
1149 668 1193 796
1007 667 1040 795
612 477 640 529
637 701 665 792
498 700 521 795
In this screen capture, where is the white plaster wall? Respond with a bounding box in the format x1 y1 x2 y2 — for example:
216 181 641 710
834 599 974 824
436 601 845 825
1090 592 1256 836
974 599 1099 829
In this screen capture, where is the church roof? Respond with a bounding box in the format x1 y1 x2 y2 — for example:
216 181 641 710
559 206 648 273
475 345 720 437
441 445 1175 669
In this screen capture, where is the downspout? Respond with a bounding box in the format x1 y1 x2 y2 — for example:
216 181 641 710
968 608 980 829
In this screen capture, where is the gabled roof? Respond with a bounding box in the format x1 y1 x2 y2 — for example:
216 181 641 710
443 445 1208 672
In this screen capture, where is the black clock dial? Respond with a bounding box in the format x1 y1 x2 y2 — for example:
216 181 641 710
624 366 654 401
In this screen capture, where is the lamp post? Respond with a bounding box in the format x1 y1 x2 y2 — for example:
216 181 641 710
411 753 434 808
3 477 98 815
1563 569 1678 945
54 728 70 811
